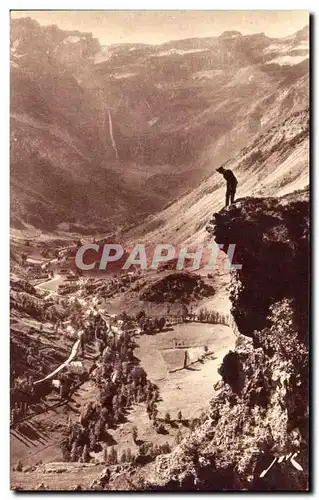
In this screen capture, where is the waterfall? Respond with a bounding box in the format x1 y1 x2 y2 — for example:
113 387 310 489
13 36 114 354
108 109 119 160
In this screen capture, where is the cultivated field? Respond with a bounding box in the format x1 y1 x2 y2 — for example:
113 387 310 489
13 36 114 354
135 322 236 418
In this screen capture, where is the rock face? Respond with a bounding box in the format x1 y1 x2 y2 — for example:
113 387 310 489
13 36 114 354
213 189 309 341
139 190 309 491
90 468 110 490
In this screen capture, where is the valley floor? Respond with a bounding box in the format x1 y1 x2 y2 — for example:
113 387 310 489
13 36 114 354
11 318 236 490
135 322 235 417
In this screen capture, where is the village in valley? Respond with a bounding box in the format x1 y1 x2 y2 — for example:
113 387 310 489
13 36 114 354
11 233 237 489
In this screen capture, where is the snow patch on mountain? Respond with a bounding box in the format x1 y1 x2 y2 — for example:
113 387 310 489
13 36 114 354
292 40 309 51
192 69 224 80
264 42 291 54
110 72 137 79
157 48 208 57
63 36 82 44
266 55 308 66
94 48 112 64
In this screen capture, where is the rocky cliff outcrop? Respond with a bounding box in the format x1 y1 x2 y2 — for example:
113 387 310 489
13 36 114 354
132 189 309 491
213 189 309 341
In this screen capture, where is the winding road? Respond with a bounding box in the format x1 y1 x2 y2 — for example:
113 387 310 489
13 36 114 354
33 309 112 386
34 337 82 386
35 273 63 292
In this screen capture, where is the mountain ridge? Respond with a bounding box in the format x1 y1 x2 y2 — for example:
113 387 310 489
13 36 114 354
11 17 309 233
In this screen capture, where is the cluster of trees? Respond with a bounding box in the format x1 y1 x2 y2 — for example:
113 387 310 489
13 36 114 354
135 441 172 464
145 305 235 329
10 377 54 424
11 291 44 321
11 400 31 424
84 272 140 300
11 370 84 425
197 308 230 325
146 408 187 436
104 441 173 467
22 343 47 377
58 371 85 400
146 400 159 422
104 446 135 465
58 284 80 296
62 412 111 462
39 246 61 259
138 315 166 334
113 309 167 335
135 305 232 329
62 312 160 462
152 410 203 437
11 281 82 337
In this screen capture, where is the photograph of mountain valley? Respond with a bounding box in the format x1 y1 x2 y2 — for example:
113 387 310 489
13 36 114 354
10 10 310 491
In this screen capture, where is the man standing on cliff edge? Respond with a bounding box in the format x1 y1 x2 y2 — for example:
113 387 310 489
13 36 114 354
216 166 238 206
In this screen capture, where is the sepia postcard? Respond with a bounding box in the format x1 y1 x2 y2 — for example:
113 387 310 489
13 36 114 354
10 10 310 491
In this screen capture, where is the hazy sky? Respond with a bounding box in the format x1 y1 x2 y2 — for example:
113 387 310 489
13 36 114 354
10 10 309 46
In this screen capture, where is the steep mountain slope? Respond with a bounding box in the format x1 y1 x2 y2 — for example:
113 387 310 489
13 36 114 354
126 106 309 246
10 18 165 231
11 18 309 231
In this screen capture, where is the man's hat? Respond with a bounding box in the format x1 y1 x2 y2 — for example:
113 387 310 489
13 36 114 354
216 167 224 173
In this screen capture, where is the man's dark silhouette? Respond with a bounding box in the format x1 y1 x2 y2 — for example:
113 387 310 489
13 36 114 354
216 167 238 206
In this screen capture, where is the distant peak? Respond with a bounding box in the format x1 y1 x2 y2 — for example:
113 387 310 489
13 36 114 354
295 24 309 40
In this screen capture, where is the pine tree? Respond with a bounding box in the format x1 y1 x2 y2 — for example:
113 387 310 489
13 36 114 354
89 428 96 451
108 446 118 464
15 459 23 472
82 444 90 463
70 441 78 462
103 445 108 464
177 410 182 422
95 419 104 440
61 441 71 461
